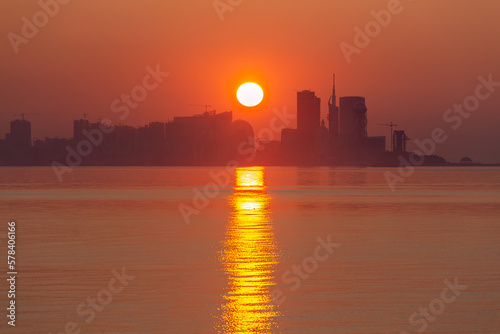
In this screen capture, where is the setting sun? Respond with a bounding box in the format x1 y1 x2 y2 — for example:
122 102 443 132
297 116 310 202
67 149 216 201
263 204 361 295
237 82 264 107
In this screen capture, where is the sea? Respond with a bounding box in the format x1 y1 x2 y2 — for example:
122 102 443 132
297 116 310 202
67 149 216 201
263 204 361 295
0 166 499 333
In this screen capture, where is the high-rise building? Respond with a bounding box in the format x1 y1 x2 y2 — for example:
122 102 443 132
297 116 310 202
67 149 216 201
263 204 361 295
137 122 166 151
167 111 250 164
147 122 166 144
339 96 367 149
393 130 408 153
328 74 339 147
6 119 31 148
297 90 321 156
73 119 90 141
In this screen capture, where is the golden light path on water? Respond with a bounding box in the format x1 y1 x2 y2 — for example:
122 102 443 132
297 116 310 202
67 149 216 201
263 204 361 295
219 167 281 333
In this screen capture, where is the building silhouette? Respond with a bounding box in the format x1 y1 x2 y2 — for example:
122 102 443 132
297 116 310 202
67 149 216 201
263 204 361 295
167 110 230 164
393 130 408 153
366 136 386 164
0 118 34 165
328 75 340 152
73 119 90 141
279 74 397 165
6 119 31 149
339 96 367 151
0 76 449 167
166 110 254 165
297 90 321 159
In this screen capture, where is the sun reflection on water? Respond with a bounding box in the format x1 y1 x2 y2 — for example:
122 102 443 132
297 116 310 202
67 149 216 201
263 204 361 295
219 167 280 333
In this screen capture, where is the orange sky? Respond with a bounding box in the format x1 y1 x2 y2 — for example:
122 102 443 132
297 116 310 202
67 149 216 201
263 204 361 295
1 0 499 162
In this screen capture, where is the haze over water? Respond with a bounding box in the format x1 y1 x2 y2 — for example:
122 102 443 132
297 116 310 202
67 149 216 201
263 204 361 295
0 166 499 333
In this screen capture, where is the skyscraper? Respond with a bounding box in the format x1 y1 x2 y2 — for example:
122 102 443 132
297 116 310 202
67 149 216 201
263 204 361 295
328 74 339 148
297 90 321 157
393 130 408 153
6 119 31 149
73 119 90 141
339 96 367 150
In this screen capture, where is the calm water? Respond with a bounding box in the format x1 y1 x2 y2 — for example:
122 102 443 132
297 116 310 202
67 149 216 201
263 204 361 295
0 166 499 333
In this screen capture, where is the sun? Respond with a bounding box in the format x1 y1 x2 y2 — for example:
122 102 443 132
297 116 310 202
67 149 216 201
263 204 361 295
237 82 264 107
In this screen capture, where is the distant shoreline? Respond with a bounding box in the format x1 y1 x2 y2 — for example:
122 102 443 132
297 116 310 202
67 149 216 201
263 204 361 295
0 163 499 167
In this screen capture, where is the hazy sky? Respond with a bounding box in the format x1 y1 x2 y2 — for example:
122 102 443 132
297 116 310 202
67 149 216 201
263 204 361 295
1 0 499 162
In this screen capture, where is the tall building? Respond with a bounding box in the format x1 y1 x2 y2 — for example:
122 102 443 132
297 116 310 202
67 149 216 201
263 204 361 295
167 111 252 164
146 122 166 144
328 74 339 147
319 119 330 159
6 119 31 149
339 96 367 150
297 90 321 156
137 122 166 151
393 130 408 153
73 119 90 141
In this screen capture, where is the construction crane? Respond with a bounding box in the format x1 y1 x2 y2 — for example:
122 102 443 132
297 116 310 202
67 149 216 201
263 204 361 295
14 113 40 121
189 104 213 113
377 122 398 152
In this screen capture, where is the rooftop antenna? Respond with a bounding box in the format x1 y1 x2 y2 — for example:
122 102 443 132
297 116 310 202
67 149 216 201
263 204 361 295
14 113 40 121
332 73 336 102
377 122 398 152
